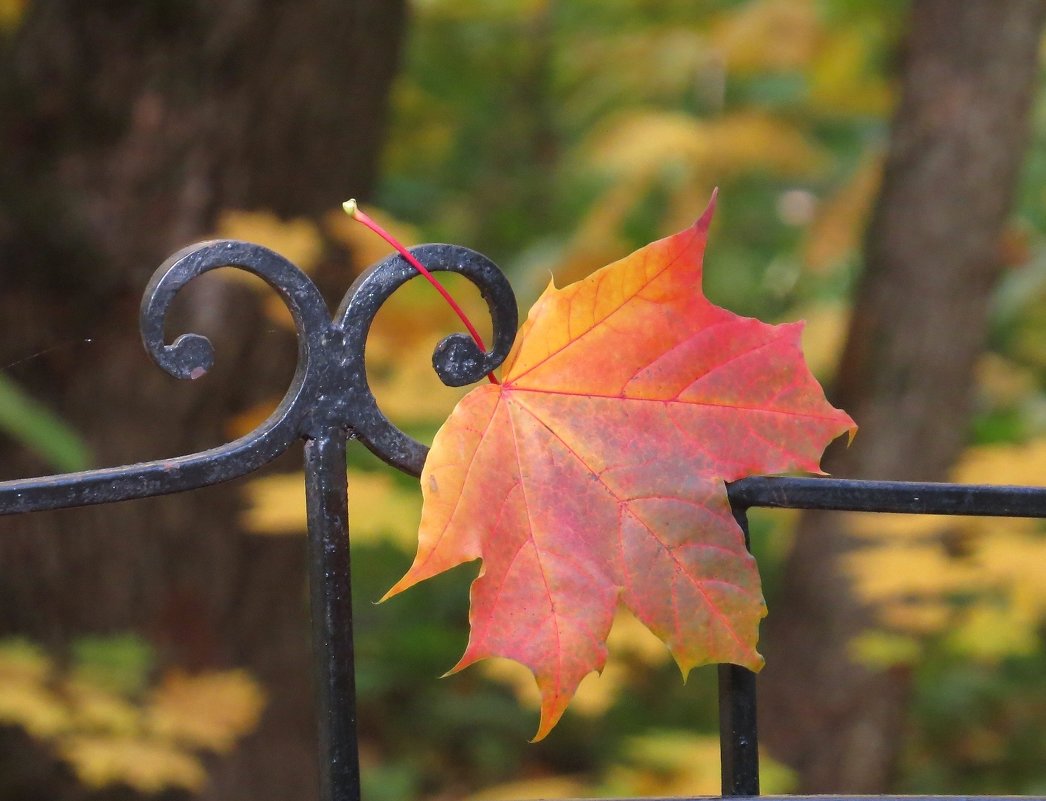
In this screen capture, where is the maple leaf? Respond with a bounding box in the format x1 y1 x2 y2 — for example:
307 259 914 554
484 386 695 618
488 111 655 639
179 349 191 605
384 194 855 739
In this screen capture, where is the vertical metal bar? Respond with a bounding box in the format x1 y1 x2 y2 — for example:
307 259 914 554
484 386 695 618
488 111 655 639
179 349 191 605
718 663 759 795
719 506 760 796
304 429 361 801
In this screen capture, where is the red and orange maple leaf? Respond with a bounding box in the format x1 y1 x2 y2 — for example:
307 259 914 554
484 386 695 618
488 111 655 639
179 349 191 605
384 196 855 739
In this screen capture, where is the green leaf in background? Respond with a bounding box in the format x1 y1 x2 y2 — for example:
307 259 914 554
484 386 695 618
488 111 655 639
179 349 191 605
0 374 92 472
71 634 155 697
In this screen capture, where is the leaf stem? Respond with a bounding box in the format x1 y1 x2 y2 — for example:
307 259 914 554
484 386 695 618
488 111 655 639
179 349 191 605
343 200 499 385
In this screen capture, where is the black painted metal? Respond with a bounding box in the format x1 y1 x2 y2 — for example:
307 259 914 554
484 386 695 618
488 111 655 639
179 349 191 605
719 477 1046 797
727 476 1046 517
718 663 759 796
0 240 517 517
719 507 760 796
1 237 1045 801
305 429 359 801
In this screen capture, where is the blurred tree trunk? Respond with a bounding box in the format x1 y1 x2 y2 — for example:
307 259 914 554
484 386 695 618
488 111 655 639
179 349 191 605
761 0 1046 792
0 2 406 800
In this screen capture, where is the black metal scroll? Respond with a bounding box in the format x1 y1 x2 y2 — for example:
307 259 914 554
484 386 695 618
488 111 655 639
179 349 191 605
0 240 517 515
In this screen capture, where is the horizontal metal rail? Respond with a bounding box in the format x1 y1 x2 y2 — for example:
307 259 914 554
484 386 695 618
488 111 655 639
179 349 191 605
729 476 1046 517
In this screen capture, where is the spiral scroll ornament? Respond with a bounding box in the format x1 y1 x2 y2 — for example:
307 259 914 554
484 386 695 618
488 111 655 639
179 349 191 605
0 240 518 513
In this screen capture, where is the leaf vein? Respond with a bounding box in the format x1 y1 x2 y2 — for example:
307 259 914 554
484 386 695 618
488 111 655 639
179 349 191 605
413 392 503 577
507 225 701 384
506 400 563 691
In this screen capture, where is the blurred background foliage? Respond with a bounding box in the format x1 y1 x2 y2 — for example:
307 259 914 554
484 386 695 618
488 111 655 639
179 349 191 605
0 635 264 795
2 0 1046 798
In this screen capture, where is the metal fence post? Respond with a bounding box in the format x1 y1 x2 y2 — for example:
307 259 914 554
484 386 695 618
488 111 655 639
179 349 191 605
305 429 360 801
719 505 760 796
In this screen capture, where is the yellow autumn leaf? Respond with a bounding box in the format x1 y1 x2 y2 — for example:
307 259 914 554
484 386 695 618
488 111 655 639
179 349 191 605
210 210 325 329
0 640 70 738
844 542 985 604
847 510 967 543
975 353 1040 410
58 735 207 793
147 669 265 753
65 680 141 737
0 638 51 684
607 731 795 797
0 0 25 31
955 438 1046 485
240 472 308 534
847 438 1046 658
616 732 724 793
337 469 424 549
709 0 819 74
709 0 891 114
976 531 1046 620
585 110 823 181
471 776 590 801
0 683 71 739
0 637 268 792
363 271 490 424
807 27 894 116
803 156 881 274
226 398 279 439
559 27 713 120
606 608 672 668
214 210 324 274
242 469 422 548
553 110 824 288
876 600 953 636
367 343 472 426
478 657 630 719
479 606 671 718
946 604 1039 662
848 630 924 668
796 300 849 379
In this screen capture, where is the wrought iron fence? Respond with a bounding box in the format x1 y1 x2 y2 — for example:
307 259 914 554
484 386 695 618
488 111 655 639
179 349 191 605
1 240 1044 801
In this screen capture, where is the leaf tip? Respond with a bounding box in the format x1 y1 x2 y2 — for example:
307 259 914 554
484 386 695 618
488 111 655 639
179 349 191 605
845 420 859 445
532 672 577 741
529 725 552 744
377 574 414 604
695 187 719 236
532 694 567 743
443 646 483 679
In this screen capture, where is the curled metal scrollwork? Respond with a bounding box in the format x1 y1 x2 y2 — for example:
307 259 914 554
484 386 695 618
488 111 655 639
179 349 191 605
0 239 518 514
338 243 517 476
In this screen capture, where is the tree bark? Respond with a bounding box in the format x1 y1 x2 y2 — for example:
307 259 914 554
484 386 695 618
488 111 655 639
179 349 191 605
0 2 406 799
760 0 1046 792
